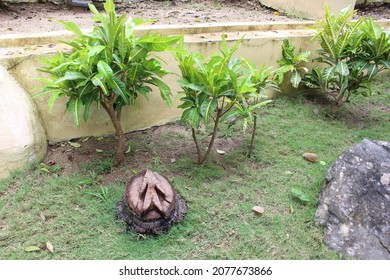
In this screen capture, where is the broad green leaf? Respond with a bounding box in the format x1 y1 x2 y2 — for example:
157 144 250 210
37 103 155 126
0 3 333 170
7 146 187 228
137 86 152 100
108 15 126 50
47 91 61 112
290 70 301 88
335 61 349 76
50 61 80 73
295 51 311 63
322 65 336 89
180 107 199 128
109 76 130 105
59 20 84 37
200 99 217 124
339 74 349 95
367 64 378 80
117 29 129 59
55 71 86 84
97 61 113 81
178 100 195 109
67 97 83 127
88 3 107 26
103 0 115 13
92 74 109 95
88 45 105 57
151 77 173 107
247 100 273 111
139 34 181 52
177 79 204 92
380 60 390 70
82 91 97 122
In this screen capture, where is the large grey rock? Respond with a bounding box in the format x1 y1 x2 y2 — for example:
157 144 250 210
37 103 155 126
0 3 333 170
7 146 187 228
0 64 47 179
316 139 390 259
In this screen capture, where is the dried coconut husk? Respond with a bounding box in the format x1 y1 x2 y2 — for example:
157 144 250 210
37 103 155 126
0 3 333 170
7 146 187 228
116 170 187 234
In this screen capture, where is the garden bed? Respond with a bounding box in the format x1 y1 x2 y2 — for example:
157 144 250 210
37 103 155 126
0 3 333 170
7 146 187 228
1 79 389 259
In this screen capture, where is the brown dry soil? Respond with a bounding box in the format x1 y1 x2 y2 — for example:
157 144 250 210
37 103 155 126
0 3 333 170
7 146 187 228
0 1 389 34
1 0 389 181
45 123 245 185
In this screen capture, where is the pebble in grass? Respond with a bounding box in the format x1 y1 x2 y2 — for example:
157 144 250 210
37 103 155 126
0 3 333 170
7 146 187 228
252 206 265 216
303 152 318 163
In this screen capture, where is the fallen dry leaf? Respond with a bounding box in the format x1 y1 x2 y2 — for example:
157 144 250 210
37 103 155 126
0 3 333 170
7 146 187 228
39 213 46 222
25 246 40 252
46 242 54 254
68 141 81 148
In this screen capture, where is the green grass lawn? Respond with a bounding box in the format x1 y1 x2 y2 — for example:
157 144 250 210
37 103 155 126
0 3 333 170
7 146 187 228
1 79 389 260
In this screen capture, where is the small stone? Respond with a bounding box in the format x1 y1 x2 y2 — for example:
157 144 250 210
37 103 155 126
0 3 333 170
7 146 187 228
303 152 318 163
252 206 264 216
170 158 176 163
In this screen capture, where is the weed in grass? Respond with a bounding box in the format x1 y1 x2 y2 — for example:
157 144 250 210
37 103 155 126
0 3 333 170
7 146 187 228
81 158 113 175
86 187 110 203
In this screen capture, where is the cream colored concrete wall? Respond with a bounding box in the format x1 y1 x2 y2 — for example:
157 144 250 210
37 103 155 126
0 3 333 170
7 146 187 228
260 0 357 19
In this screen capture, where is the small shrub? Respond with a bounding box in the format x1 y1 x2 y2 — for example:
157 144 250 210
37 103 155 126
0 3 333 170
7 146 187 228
175 36 273 163
36 0 181 166
275 39 310 88
301 6 390 114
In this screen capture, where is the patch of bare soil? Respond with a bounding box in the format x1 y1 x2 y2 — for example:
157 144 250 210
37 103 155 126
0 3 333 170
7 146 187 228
44 122 245 185
1 1 389 34
0 0 294 34
355 3 390 20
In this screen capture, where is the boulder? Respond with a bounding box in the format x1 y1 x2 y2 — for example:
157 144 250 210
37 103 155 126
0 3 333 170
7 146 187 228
0 65 47 179
316 139 390 259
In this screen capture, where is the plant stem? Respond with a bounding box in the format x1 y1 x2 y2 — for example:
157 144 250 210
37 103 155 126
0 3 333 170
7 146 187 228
102 100 126 167
200 107 223 164
332 93 345 116
248 112 257 158
191 128 202 164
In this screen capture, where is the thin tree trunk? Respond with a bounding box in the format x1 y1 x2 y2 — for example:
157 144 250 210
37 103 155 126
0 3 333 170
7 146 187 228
200 108 223 164
102 102 126 167
248 112 257 158
332 91 346 116
191 128 202 164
